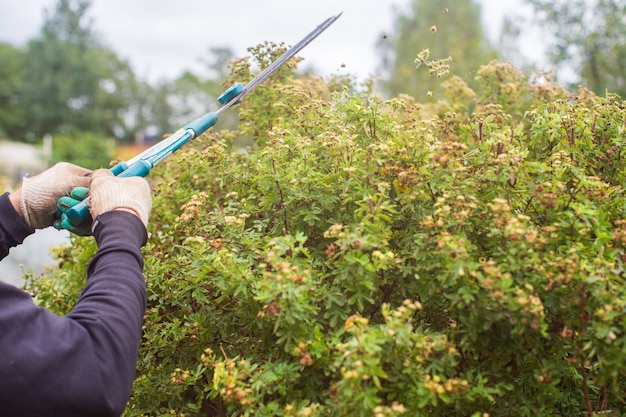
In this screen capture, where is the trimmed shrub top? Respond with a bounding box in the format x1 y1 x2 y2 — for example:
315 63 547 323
30 56 626 416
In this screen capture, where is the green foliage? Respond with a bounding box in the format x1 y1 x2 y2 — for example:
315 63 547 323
32 48 626 416
25 235 96 315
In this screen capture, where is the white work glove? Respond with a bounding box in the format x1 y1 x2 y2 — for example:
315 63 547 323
20 162 92 229
88 169 152 228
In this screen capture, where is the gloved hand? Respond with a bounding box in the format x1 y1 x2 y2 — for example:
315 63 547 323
20 162 92 229
54 187 92 236
88 169 152 228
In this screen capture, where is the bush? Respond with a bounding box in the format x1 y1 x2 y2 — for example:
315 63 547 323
29 53 626 416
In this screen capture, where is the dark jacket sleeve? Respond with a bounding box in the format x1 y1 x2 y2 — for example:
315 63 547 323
0 207 148 417
0 192 34 259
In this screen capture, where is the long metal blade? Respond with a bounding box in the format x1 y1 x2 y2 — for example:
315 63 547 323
216 12 342 114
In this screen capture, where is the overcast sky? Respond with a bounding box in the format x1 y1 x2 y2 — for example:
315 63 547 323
0 0 543 83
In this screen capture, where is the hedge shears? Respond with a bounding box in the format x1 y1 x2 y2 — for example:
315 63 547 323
62 12 342 229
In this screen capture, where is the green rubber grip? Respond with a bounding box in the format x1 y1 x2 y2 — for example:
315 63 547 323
66 160 152 226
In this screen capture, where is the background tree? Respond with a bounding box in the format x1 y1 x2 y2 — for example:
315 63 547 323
165 47 237 132
127 46 236 145
377 0 498 99
0 43 26 139
525 0 626 97
19 0 137 142
497 16 525 69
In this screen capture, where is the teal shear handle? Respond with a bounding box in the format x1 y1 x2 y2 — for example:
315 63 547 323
65 109 222 226
64 159 154 225
61 12 342 228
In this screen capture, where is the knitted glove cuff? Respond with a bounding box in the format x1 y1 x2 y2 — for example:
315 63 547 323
20 163 92 229
88 171 152 227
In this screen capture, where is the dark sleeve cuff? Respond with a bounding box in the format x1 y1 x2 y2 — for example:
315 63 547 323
0 193 34 259
92 210 148 249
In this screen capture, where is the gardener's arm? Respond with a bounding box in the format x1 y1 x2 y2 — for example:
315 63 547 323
0 168 152 417
0 212 147 416
0 190 33 260
1 162 93 260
